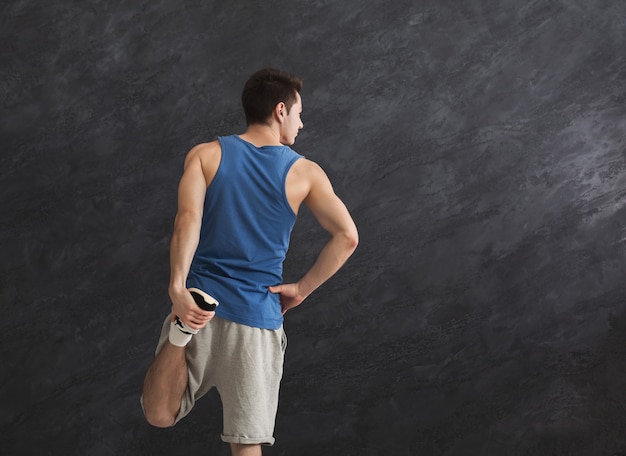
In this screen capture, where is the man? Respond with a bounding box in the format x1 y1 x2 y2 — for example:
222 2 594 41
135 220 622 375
141 68 358 456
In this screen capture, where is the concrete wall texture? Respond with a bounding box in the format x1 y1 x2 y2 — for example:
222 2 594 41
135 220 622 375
2 0 625 454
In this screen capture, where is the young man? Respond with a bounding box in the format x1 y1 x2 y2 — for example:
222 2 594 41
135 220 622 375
141 68 358 456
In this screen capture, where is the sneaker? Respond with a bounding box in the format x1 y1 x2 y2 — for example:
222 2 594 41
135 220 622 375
188 287 219 311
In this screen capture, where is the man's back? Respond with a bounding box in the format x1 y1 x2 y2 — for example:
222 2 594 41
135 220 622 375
187 135 303 329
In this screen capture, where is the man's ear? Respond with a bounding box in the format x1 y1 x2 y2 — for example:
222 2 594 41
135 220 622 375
274 102 286 123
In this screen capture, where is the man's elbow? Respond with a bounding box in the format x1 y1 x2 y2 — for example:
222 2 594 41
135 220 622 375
342 225 359 254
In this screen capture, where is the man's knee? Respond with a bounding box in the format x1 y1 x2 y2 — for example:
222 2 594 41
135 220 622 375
141 397 177 428
144 407 176 428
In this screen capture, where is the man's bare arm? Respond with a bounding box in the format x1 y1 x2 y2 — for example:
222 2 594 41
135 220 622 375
168 142 220 329
270 160 358 314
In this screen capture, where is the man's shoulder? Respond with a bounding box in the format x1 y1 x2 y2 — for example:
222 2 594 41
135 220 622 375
189 140 221 156
183 141 222 180
185 140 221 162
286 158 330 198
290 157 325 177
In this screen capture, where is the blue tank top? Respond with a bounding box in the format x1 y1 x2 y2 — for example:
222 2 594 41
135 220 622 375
187 135 303 329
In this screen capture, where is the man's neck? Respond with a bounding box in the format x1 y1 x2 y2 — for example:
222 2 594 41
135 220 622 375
239 123 282 147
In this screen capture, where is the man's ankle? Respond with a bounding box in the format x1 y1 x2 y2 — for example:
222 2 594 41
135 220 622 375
168 317 198 347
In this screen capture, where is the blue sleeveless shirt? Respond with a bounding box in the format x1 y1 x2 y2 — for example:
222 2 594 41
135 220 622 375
186 135 303 330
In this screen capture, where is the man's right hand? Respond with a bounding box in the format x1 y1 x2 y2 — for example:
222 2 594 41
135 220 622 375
269 283 307 315
169 287 215 330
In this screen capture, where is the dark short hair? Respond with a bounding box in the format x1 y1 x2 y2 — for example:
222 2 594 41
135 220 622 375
241 68 303 126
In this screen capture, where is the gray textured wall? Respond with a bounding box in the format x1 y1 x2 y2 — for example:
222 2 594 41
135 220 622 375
2 0 625 455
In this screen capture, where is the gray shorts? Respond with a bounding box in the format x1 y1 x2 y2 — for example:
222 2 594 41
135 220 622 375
152 315 287 446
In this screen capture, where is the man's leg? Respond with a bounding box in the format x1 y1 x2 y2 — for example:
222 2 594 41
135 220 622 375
230 443 262 456
142 341 188 428
218 322 285 453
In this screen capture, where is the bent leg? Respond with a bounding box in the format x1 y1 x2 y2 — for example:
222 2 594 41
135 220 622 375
142 341 188 427
230 443 262 456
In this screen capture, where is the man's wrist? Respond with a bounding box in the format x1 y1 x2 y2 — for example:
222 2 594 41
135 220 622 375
168 282 187 296
295 280 312 301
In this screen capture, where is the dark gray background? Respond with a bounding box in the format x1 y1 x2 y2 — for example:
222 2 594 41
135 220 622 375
2 0 625 455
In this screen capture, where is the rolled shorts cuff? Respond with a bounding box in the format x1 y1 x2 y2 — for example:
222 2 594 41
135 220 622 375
221 434 275 446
